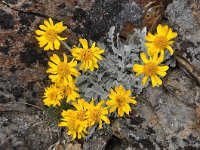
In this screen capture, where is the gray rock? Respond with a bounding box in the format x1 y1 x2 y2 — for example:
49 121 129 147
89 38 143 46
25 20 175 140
165 0 200 71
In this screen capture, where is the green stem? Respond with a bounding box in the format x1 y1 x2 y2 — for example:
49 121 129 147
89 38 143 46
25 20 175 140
61 41 71 52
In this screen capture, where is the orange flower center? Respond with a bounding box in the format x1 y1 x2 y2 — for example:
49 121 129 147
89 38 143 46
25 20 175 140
62 86 72 96
80 49 93 62
49 91 58 100
77 110 86 121
67 119 77 130
154 36 168 49
115 96 125 107
143 62 157 76
90 109 101 122
57 62 70 77
45 29 57 42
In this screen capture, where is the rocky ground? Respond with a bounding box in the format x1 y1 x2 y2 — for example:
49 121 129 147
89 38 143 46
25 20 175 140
0 0 200 150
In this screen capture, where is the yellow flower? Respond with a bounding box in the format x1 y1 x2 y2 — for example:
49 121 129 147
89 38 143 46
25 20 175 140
71 38 104 71
72 99 88 131
58 79 80 103
59 99 89 140
106 84 137 117
46 53 80 83
43 84 62 107
59 116 87 140
86 99 110 128
145 24 177 55
133 51 169 87
35 18 67 50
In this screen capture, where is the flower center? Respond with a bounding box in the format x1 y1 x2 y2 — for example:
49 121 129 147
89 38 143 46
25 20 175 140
115 96 125 107
143 62 157 76
154 36 168 49
62 86 72 96
49 91 57 100
77 110 85 121
67 119 76 130
91 109 101 122
80 49 93 62
45 29 57 42
57 63 70 77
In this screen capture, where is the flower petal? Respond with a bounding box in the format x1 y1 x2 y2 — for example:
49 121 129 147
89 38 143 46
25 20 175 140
140 53 149 63
142 76 148 86
79 38 88 49
54 39 60 50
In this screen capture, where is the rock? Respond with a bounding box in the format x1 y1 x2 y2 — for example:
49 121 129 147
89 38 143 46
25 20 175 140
165 0 200 71
83 128 112 150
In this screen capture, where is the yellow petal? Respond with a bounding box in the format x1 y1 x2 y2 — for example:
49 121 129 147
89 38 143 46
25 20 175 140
63 53 68 63
35 30 45 35
157 66 169 72
44 20 51 27
118 108 124 117
157 71 167 77
145 32 156 41
157 24 168 36
166 46 174 55
140 53 149 63
166 28 177 40
50 54 61 64
48 18 54 26
145 42 154 48
54 39 60 50
101 116 110 124
142 76 148 86
39 25 47 31
79 38 88 49
155 50 164 65
155 75 162 85
57 35 67 41
151 76 157 87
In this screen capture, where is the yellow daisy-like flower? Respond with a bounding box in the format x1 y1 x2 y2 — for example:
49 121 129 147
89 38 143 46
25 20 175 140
106 84 137 117
46 53 80 83
86 99 110 128
133 51 169 87
145 24 177 55
58 79 80 103
59 99 89 140
35 18 67 50
59 115 87 140
71 38 104 71
72 99 88 131
43 84 62 107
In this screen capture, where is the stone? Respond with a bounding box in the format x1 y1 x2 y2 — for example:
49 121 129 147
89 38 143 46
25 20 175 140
165 0 200 71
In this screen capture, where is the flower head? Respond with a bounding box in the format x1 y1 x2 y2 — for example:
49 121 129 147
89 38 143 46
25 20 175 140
71 38 104 71
145 24 177 55
59 116 87 140
47 53 80 83
72 99 88 131
58 79 80 103
106 84 137 117
59 99 89 140
43 84 62 107
35 18 67 50
86 99 110 128
133 51 169 87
